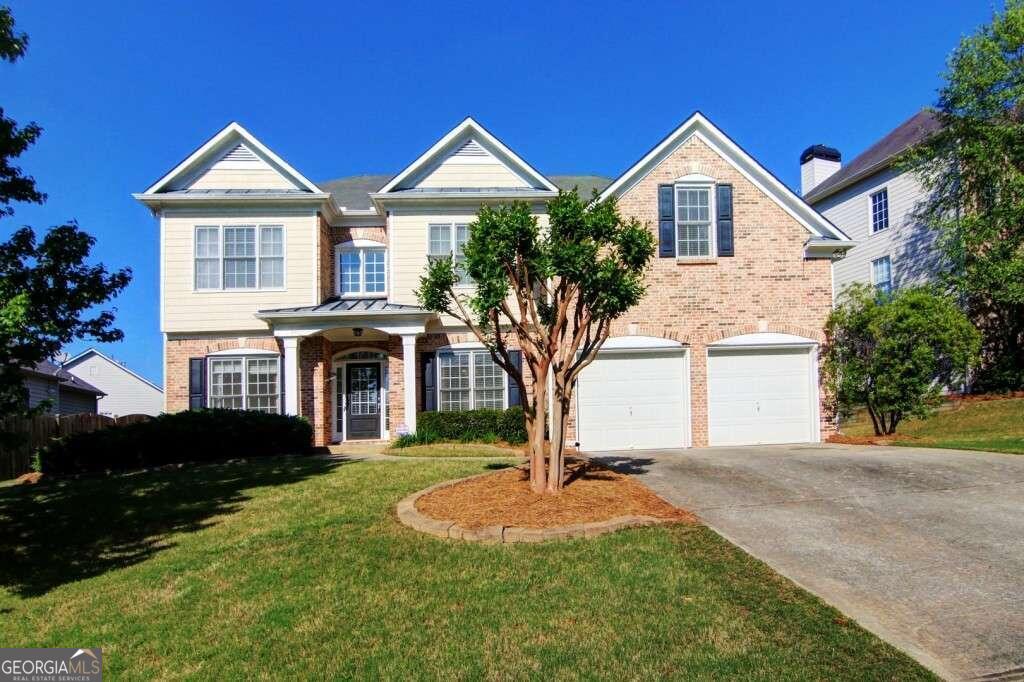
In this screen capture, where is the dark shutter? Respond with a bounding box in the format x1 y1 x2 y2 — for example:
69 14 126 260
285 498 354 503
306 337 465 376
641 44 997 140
658 184 675 257
421 351 436 412
507 350 522 407
188 357 206 410
716 184 734 257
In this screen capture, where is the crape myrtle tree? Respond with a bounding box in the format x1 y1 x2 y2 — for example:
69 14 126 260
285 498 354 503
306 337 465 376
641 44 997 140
822 284 980 436
0 6 131 418
899 0 1024 390
417 190 655 493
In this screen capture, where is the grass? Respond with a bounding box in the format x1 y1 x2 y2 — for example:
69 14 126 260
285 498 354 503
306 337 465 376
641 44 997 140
387 442 524 458
841 396 1024 455
0 457 934 680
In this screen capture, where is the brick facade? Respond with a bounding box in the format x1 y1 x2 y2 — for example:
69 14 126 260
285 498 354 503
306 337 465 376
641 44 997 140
164 335 282 413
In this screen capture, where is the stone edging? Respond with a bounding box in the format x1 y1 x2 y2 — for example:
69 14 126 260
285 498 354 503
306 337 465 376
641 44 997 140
395 471 670 544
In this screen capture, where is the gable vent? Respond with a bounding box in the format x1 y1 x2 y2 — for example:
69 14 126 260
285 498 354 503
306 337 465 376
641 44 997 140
222 143 259 163
452 139 489 158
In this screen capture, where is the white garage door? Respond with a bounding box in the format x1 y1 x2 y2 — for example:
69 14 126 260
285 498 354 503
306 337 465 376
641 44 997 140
577 350 689 451
707 347 816 446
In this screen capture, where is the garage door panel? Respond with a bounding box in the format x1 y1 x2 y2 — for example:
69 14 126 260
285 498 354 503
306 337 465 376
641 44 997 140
577 351 688 451
708 348 815 446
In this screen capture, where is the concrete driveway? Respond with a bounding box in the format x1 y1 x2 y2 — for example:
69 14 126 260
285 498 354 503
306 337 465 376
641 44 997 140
590 444 1024 681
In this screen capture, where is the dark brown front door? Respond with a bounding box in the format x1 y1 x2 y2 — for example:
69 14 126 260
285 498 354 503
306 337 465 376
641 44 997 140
346 363 381 440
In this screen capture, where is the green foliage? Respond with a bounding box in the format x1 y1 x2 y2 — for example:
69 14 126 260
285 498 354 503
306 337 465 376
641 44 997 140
392 431 440 448
414 406 527 444
823 284 981 435
0 7 130 419
36 410 313 475
899 0 1024 389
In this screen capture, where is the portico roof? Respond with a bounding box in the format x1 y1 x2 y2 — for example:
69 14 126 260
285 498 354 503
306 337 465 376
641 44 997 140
255 297 431 320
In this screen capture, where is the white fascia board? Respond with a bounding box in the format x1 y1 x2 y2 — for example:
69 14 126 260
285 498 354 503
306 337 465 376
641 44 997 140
133 192 331 208
369 190 557 203
599 112 851 242
377 117 558 194
140 122 323 195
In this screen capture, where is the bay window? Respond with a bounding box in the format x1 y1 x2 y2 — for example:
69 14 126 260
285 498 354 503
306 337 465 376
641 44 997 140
209 355 280 413
194 224 284 290
438 350 505 411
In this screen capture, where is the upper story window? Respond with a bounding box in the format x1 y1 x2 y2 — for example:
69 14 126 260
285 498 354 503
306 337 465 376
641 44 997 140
872 255 893 294
675 185 714 257
194 224 284 291
337 242 386 297
208 355 280 413
871 188 890 233
428 223 470 281
438 350 505 411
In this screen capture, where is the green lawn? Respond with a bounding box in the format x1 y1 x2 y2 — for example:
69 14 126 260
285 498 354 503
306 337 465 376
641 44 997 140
842 397 1024 455
387 442 525 458
0 457 933 680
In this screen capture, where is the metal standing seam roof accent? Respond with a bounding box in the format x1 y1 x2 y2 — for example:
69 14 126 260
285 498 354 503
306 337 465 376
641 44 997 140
257 297 429 315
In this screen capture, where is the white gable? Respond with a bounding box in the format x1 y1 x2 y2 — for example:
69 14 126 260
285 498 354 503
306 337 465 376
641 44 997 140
380 118 557 194
142 122 322 195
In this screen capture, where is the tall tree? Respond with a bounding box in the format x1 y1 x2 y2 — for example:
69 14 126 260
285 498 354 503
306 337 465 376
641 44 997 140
0 6 131 416
900 0 1024 390
418 191 655 494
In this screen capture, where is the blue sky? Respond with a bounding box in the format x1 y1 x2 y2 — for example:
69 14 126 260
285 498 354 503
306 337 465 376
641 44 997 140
2 0 998 386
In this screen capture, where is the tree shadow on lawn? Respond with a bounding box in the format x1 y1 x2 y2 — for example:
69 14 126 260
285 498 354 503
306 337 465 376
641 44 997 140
0 456 346 598
586 455 657 475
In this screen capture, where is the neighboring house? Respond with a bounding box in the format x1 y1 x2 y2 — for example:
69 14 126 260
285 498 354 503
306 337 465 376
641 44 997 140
133 112 852 450
20 360 104 415
62 348 164 416
800 110 942 297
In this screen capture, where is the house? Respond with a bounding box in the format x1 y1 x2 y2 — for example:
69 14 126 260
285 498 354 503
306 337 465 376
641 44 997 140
62 348 164 416
134 113 852 450
21 360 104 415
800 110 942 296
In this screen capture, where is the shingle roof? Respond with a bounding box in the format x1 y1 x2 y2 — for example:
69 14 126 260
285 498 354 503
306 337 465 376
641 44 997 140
317 174 612 210
24 360 105 395
804 110 941 203
257 297 429 316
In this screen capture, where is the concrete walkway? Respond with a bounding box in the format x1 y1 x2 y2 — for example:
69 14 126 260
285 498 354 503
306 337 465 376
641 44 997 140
590 444 1024 681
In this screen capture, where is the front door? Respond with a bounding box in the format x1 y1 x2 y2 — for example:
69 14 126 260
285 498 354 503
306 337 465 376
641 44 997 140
345 363 381 440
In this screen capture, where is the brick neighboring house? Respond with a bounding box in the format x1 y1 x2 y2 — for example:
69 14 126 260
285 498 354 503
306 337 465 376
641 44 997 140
134 113 852 449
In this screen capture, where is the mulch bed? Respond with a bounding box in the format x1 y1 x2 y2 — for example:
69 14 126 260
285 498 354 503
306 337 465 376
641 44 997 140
415 459 695 529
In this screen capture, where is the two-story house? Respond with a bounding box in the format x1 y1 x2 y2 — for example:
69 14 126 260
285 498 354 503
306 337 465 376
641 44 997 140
135 113 852 450
800 110 942 296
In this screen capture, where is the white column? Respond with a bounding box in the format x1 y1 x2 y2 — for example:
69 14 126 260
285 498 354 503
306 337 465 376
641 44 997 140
402 334 418 434
282 336 300 416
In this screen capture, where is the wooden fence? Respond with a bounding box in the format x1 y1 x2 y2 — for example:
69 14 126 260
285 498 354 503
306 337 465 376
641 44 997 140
0 413 151 480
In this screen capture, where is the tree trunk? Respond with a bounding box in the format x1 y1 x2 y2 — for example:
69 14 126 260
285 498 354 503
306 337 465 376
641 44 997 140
866 401 884 436
527 364 548 493
547 394 569 493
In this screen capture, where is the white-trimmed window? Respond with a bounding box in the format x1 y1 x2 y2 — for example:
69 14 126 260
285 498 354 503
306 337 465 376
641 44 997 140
872 255 893 294
428 223 470 281
337 243 387 297
194 224 284 291
675 185 714 257
208 355 280 413
871 189 890 233
438 350 505 411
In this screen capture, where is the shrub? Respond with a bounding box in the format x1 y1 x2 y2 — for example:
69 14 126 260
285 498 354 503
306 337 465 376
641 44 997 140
37 409 313 475
415 406 526 444
392 431 439 448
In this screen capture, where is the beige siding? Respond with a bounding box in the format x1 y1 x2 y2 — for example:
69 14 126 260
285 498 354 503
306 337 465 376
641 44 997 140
411 160 531 189
63 354 164 416
815 167 941 296
168 147 300 191
162 206 319 332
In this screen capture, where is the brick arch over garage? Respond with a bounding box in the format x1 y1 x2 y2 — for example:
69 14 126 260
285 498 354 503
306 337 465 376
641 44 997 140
696 322 824 346
606 322 686 342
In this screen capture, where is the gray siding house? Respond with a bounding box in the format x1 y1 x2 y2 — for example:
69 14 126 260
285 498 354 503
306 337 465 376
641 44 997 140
62 348 164 416
20 360 104 414
801 110 942 297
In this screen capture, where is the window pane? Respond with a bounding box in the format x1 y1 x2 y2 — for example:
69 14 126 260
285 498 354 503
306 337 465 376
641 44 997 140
428 224 452 256
224 226 256 257
364 249 386 293
195 258 220 289
872 190 890 232
439 353 471 411
873 257 893 294
195 227 220 257
246 357 279 413
260 257 283 288
260 226 283 256
675 186 712 258
340 250 362 294
473 352 504 409
209 358 244 409
224 257 257 289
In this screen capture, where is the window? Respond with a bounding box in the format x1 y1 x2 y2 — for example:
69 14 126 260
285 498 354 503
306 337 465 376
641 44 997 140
428 223 470 281
338 246 386 296
871 189 889 233
675 186 713 257
209 356 279 413
872 256 893 294
438 350 505 411
193 225 284 291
